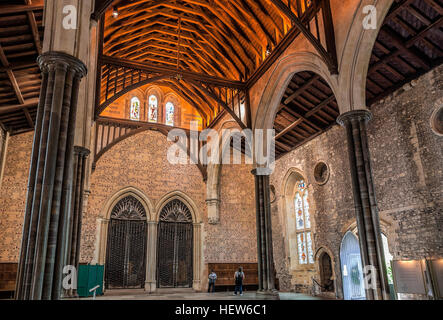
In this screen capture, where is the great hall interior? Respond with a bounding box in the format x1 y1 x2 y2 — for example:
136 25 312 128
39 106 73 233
0 0 442 301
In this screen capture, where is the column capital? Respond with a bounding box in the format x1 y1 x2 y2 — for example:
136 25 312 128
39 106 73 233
38 51 87 78
251 168 273 176
73 146 91 157
337 109 372 127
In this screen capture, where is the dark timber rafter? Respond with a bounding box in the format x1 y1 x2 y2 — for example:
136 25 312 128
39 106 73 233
270 0 338 74
0 0 43 135
93 117 208 180
366 0 443 105
97 55 249 128
93 0 337 130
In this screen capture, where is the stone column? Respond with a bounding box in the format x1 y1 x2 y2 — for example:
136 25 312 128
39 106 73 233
97 219 110 265
65 146 90 297
206 199 220 224
337 110 390 300
145 221 158 293
15 52 87 300
193 223 202 291
252 169 276 293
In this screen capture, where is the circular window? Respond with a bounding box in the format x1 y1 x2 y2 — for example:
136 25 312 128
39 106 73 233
314 162 330 185
430 104 443 136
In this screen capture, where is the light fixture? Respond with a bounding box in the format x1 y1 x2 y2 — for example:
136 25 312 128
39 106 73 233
266 44 272 57
112 7 119 18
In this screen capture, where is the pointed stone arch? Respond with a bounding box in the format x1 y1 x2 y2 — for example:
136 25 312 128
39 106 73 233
253 51 340 132
314 246 337 296
280 167 317 272
95 186 154 265
337 0 395 112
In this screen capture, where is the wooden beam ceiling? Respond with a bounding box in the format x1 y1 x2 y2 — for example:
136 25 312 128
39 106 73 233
95 0 335 129
273 70 339 158
366 0 443 105
273 0 442 158
0 0 43 135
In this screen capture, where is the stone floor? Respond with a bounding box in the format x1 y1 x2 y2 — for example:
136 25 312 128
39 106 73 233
76 289 327 300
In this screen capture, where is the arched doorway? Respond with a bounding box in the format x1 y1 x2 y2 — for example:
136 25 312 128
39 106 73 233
340 232 366 300
157 199 193 288
319 252 334 292
105 195 147 289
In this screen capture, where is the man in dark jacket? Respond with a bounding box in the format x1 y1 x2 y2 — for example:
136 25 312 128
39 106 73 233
234 267 245 296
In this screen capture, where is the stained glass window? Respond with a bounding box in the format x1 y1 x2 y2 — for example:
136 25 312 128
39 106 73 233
295 193 304 230
148 95 158 123
297 233 307 265
304 191 311 229
130 97 140 121
165 102 174 126
295 180 314 265
307 232 314 264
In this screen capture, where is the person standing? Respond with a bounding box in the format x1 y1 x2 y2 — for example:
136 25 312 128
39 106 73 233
234 267 245 296
208 270 217 293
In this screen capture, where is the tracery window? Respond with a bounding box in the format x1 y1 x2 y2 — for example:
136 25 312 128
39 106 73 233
148 95 158 123
294 180 314 265
165 101 175 126
130 97 140 121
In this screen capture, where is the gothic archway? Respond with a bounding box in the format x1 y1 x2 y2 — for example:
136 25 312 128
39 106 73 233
105 195 147 289
157 199 194 288
340 232 366 300
319 252 334 293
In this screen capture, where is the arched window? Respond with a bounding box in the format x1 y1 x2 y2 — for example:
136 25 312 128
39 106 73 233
148 95 158 123
130 97 140 121
295 180 314 265
165 101 175 126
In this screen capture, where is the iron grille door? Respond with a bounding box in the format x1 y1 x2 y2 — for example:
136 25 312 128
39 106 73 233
157 199 194 288
157 221 193 288
105 220 147 289
106 219 126 289
157 222 176 288
126 220 147 288
175 222 193 287
105 195 147 289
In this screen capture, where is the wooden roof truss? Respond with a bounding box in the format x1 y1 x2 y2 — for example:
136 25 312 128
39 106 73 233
274 0 442 158
0 0 43 136
94 116 208 179
94 0 337 130
366 0 443 105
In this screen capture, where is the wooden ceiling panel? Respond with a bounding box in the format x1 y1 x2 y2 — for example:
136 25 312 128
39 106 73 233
366 0 442 105
101 0 318 82
0 0 43 135
273 70 339 158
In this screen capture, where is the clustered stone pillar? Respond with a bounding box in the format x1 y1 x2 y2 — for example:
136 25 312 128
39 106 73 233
15 52 87 300
337 110 390 300
65 146 90 297
145 221 158 293
252 169 275 293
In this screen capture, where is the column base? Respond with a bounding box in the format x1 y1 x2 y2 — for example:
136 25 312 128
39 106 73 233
193 280 202 292
256 289 279 296
145 281 157 293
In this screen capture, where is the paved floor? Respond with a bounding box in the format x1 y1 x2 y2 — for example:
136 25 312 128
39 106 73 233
77 289 326 300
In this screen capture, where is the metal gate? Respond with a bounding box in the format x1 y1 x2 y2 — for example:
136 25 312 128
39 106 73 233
105 196 147 289
157 199 193 288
